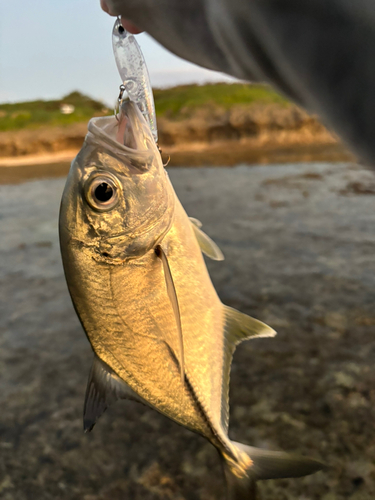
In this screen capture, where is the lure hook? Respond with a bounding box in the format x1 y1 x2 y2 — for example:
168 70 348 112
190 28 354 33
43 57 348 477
114 84 126 121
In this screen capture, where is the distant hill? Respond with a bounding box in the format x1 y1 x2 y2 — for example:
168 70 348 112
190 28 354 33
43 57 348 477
0 91 110 132
0 84 289 132
153 83 289 117
0 84 352 166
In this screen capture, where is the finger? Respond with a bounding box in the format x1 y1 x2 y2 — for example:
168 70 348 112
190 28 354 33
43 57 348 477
100 0 110 14
121 17 143 34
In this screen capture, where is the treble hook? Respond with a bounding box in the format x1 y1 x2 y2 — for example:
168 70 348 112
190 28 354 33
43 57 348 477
114 84 126 121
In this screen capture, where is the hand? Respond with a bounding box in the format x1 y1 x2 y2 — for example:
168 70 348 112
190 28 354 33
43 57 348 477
100 0 143 33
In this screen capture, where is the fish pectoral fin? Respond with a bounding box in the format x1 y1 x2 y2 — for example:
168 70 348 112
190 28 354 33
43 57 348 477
84 354 144 433
224 305 276 346
189 218 224 261
155 245 185 383
188 216 203 228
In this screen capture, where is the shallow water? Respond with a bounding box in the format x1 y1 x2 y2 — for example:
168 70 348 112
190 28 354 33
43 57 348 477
1 162 375 499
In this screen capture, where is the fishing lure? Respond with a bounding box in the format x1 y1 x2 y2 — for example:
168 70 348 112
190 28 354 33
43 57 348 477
112 17 158 144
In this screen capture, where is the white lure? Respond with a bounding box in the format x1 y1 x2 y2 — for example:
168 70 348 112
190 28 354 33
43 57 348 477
112 18 158 144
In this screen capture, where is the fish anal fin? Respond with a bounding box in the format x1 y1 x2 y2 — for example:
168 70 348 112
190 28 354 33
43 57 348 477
190 220 224 261
155 245 185 383
83 354 143 433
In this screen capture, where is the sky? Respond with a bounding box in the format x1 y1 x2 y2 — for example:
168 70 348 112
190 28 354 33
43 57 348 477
0 0 236 106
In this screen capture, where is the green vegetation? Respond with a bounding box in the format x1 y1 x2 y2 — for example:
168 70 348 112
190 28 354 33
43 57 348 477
0 84 289 132
153 83 289 118
0 91 110 132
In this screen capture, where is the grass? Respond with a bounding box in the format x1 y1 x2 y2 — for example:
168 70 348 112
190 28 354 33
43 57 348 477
0 84 289 132
0 91 110 132
153 83 289 117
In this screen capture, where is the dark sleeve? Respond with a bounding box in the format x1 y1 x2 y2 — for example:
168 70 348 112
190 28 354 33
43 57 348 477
107 0 375 164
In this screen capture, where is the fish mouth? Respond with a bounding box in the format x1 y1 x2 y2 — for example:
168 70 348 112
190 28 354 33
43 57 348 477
86 100 157 163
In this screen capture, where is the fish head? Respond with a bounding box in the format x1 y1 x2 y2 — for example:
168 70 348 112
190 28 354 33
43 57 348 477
59 100 174 262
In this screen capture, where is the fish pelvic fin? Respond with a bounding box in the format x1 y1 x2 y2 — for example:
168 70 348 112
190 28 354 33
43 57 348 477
155 245 185 384
189 217 224 261
221 441 324 500
83 354 145 433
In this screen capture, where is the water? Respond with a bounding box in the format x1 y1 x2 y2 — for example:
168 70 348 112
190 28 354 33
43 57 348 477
1 162 375 499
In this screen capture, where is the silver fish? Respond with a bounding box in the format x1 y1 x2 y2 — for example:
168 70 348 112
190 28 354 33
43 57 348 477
59 101 323 499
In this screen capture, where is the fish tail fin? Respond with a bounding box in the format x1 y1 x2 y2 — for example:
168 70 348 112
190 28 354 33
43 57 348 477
220 441 324 500
221 455 257 500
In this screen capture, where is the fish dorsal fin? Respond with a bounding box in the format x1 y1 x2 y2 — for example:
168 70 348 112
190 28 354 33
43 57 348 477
155 245 185 383
224 305 276 345
221 306 276 431
84 355 144 432
189 217 224 261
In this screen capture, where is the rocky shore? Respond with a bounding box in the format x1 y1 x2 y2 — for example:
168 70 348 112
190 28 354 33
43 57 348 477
0 104 354 167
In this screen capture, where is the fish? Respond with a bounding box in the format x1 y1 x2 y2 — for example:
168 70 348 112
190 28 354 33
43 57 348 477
59 100 323 499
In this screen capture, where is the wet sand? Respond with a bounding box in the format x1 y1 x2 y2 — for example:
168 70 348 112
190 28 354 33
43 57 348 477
0 162 72 185
0 140 354 182
1 162 375 499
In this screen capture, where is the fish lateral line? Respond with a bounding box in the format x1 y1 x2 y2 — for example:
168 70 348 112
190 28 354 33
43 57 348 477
183 371 238 462
155 244 185 384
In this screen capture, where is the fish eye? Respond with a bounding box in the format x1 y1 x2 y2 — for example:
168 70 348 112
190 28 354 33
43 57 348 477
94 182 113 202
84 173 120 212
